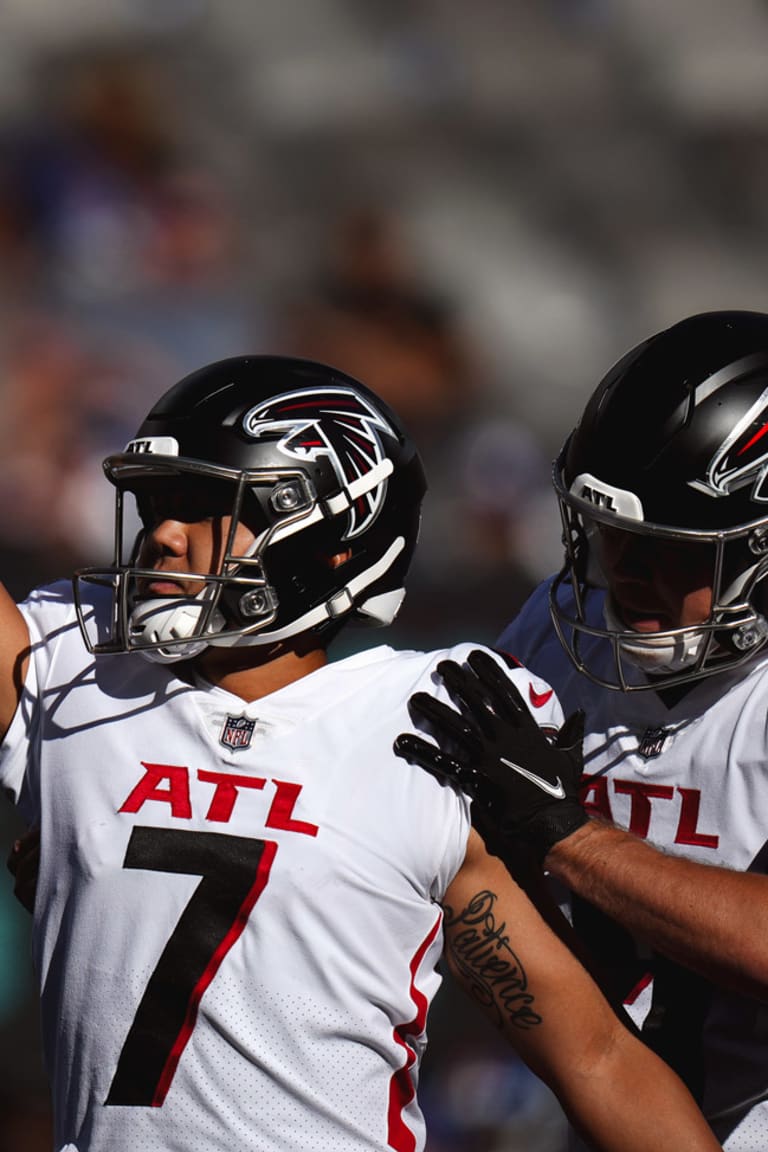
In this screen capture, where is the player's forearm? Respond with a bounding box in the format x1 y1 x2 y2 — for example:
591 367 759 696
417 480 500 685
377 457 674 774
545 820 768 999
558 1025 721 1152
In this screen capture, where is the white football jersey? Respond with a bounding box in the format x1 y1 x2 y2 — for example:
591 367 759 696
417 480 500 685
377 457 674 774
1 581 563 1152
500 578 768 1151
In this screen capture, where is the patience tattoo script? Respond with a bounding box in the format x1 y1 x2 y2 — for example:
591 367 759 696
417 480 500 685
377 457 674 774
444 889 542 1031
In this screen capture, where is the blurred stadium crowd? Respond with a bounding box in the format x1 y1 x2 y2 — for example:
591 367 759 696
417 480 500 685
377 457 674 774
3 1 768 1148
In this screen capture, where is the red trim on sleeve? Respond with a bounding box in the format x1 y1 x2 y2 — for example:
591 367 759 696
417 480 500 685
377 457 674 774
624 970 653 1006
387 913 442 1152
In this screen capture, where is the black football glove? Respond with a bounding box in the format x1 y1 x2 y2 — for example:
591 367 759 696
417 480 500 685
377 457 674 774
394 649 588 865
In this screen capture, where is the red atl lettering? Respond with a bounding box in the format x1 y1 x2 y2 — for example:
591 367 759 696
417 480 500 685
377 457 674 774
266 780 319 837
614 780 675 838
197 770 266 822
120 763 192 820
118 763 319 836
578 774 718 849
674 788 719 848
580 775 613 821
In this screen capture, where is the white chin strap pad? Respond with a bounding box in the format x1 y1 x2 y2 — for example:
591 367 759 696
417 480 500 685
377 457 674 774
130 597 225 664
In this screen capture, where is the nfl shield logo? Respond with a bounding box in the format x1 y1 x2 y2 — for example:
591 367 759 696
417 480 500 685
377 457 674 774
220 715 256 751
637 726 669 760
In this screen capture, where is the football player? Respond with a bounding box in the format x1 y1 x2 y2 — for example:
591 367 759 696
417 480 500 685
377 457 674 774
0 356 718 1152
397 310 768 1150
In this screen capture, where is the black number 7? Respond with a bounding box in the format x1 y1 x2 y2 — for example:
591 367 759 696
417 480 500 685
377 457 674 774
106 825 277 1107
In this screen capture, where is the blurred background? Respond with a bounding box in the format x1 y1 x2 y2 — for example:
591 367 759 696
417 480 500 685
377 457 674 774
3 0 768 1147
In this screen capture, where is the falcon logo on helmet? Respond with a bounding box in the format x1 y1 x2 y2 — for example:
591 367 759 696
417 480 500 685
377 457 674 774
690 385 768 502
243 387 395 537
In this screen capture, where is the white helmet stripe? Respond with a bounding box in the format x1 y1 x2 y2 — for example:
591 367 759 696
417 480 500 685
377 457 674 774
213 536 406 647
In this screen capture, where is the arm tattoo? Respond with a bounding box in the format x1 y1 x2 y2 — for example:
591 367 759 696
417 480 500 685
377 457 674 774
443 889 542 1031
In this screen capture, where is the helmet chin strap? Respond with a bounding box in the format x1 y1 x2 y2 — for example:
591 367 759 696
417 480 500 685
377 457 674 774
129 537 407 663
210 537 407 648
602 596 707 675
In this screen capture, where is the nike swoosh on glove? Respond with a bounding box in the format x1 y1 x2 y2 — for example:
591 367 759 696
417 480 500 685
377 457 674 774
394 648 588 866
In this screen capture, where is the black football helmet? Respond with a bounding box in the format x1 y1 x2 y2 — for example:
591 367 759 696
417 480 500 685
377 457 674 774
74 356 426 661
552 310 768 690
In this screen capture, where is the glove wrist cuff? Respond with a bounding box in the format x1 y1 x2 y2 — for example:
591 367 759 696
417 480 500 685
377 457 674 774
524 804 589 866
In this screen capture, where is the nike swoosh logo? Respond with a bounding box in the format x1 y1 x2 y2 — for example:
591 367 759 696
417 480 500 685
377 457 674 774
500 756 566 799
529 684 554 708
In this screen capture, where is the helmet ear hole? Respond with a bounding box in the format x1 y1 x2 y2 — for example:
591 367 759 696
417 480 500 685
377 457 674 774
326 548 353 570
